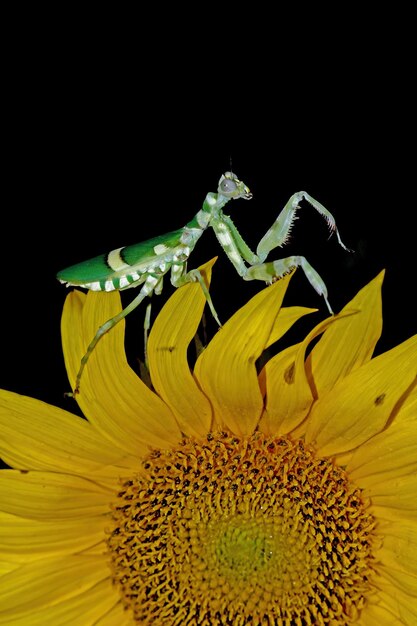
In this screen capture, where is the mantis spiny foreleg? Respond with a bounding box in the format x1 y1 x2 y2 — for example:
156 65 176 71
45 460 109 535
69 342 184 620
211 190 351 315
256 191 351 259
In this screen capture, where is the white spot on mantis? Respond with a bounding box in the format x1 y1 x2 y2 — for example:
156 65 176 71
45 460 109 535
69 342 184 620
154 243 169 255
227 249 243 266
143 275 159 294
119 276 131 288
105 280 116 292
181 228 201 247
216 228 233 248
87 281 102 291
196 210 211 229
107 247 130 272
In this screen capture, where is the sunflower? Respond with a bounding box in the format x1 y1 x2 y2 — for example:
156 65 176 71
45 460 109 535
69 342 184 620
0 259 416 625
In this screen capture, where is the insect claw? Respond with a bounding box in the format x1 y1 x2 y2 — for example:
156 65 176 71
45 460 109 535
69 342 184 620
64 388 79 398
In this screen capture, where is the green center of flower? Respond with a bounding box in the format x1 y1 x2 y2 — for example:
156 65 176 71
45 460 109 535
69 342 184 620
106 432 376 625
209 517 286 583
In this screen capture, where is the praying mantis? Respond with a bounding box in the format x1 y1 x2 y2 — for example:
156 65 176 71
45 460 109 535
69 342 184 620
57 171 351 395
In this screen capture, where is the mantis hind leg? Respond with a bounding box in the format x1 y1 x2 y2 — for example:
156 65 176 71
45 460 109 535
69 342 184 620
244 255 333 315
68 276 160 396
143 301 152 371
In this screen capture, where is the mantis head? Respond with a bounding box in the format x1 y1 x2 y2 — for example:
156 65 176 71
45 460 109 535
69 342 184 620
218 171 253 201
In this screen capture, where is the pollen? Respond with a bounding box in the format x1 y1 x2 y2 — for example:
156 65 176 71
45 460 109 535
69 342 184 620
106 432 377 625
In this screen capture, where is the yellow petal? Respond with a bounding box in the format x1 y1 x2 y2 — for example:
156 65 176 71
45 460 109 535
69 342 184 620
260 311 355 435
374 520 417 580
259 342 312 435
378 565 417 597
364 474 417 516
194 273 293 436
306 270 384 397
0 390 138 482
0 471 111 520
0 511 105 563
265 306 318 348
373 572 417 624
60 288 86 392
148 259 216 438
257 306 317 401
347 422 417 486
0 560 20 577
360 600 406 626
305 334 417 456
8 579 123 626
397 377 417 422
94 601 135 626
0 554 116 625
61 289 182 452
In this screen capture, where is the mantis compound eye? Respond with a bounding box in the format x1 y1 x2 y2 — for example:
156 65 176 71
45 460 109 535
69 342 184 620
218 172 252 200
219 172 238 195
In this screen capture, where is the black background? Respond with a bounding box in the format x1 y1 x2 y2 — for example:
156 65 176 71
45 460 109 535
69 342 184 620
2 11 415 415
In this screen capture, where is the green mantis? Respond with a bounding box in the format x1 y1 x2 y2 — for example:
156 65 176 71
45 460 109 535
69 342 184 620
57 171 351 395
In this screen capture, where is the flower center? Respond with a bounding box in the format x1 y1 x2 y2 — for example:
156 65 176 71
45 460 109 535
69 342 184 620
106 432 377 625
